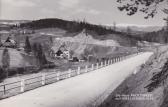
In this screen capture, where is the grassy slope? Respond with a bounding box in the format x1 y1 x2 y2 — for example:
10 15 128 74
28 28 138 61
0 48 31 68
99 45 168 107
34 28 137 47
52 39 138 59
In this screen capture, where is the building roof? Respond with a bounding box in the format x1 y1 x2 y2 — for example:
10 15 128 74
3 36 16 47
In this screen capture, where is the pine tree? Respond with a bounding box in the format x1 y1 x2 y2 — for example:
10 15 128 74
2 48 10 78
33 43 48 68
38 44 47 66
32 43 39 66
25 36 31 53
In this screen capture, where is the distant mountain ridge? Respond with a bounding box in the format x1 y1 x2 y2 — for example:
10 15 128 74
0 20 30 25
0 19 163 32
116 25 163 33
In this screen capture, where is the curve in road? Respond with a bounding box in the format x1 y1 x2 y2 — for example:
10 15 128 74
0 52 153 107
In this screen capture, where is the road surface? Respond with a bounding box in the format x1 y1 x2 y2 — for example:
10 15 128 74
0 52 153 107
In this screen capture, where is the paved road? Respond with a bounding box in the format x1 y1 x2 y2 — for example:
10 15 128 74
0 52 153 107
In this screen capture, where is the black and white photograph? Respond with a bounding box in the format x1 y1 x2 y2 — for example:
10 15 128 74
0 0 168 107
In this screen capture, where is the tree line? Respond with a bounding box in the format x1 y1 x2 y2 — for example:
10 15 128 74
19 18 168 44
19 18 120 35
24 36 49 68
0 36 50 81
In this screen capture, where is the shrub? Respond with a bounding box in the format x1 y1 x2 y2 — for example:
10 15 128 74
0 67 5 82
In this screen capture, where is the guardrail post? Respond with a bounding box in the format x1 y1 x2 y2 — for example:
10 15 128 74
85 65 88 73
96 63 99 69
77 67 80 75
105 60 107 66
21 79 25 92
42 74 45 85
3 84 6 95
68 69 71 78
91 64 94 70
101 62 103 67
56 72 60 81
108 60 110 65
111 59 112 64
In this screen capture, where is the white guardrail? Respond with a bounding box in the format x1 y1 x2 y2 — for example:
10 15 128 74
0 52 141 99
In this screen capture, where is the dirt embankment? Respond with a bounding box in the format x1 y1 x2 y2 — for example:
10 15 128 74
99 45 168 107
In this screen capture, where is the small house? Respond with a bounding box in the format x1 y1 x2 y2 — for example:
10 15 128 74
3 36 16 48
56 50 63 57
51 43 70 59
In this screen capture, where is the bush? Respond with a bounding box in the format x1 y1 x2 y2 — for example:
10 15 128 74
41 62 56 69
72 57 79 62
0 68 5 82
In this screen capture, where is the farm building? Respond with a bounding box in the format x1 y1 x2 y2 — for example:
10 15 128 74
3 36 16 48
51 43 70 59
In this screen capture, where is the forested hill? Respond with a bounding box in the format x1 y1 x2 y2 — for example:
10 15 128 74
19 18 168 44
19 18 119 35
129 29 168 44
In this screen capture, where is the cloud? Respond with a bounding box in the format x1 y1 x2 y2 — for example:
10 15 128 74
2 0 36 7
58 0 80 10
88 9 100 15
76 8 101 15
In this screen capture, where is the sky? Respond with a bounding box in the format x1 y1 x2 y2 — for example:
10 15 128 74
0 0 167 26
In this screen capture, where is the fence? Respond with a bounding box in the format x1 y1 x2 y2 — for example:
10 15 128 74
0 52 141 99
